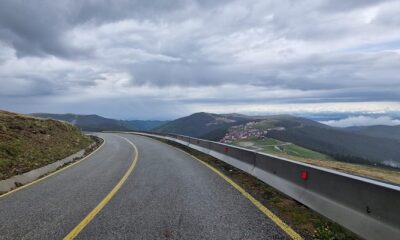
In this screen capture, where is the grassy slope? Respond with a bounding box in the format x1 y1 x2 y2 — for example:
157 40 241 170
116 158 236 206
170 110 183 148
235 137 332 161
233 138 400 184
0 110 92 180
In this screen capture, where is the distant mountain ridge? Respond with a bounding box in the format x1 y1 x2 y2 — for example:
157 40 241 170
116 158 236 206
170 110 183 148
154 112 400 168
153 112 259 138
32 113 131 132
153 112 323 138
124 120 169 131
31 113 167 132
346 125 400 141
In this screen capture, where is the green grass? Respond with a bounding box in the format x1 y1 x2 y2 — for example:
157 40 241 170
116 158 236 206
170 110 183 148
0 110 93 180
234 137 332 161
272 144 330 160
255 137 282 145
253 119 278 129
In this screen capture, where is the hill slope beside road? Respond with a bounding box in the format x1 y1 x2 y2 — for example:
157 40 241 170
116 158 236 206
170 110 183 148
0 110 93 180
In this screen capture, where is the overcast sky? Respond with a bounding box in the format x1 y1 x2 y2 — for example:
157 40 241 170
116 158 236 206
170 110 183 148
0 0 400 120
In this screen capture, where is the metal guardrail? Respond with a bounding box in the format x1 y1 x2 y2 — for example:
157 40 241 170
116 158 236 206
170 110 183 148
124 131 400 240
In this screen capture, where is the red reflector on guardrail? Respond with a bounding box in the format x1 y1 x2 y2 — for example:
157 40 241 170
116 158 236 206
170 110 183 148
300 170 309 180
224 147 229 153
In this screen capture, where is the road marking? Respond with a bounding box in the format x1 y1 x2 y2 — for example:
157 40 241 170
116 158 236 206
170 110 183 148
64 136 138 240
0 138 106 199
155 138 303 240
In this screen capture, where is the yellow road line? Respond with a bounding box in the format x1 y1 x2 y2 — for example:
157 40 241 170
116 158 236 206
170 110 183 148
0 138 106 199
155 138 303 240
64 136 139 240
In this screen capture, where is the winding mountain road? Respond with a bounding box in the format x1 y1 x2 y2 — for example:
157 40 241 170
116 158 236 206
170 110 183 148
0 133 293 239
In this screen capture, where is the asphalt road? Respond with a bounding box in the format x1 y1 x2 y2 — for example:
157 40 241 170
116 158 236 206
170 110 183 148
0 133 290 240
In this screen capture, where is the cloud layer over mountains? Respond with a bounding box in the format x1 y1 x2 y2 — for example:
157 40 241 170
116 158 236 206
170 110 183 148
0 0 399 119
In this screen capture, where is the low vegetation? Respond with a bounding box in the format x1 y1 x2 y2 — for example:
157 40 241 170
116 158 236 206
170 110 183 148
0 110 93 180
158 138 360 240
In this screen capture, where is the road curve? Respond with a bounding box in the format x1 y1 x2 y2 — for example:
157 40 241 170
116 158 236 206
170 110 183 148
0 133 291 240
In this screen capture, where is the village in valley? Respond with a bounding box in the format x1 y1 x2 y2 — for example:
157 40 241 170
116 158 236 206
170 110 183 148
220 121 285 143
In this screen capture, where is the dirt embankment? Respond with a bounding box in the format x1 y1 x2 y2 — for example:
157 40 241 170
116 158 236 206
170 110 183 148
0 110 93 180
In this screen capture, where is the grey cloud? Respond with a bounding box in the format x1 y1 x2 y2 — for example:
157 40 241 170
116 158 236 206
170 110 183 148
128 61 248 87
0 1 67 58
373 1 400 27
0 0 185 58
319 0 393 12
67 0 188 24
0 76 54 97
0 0 230 58
0 0 400 118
